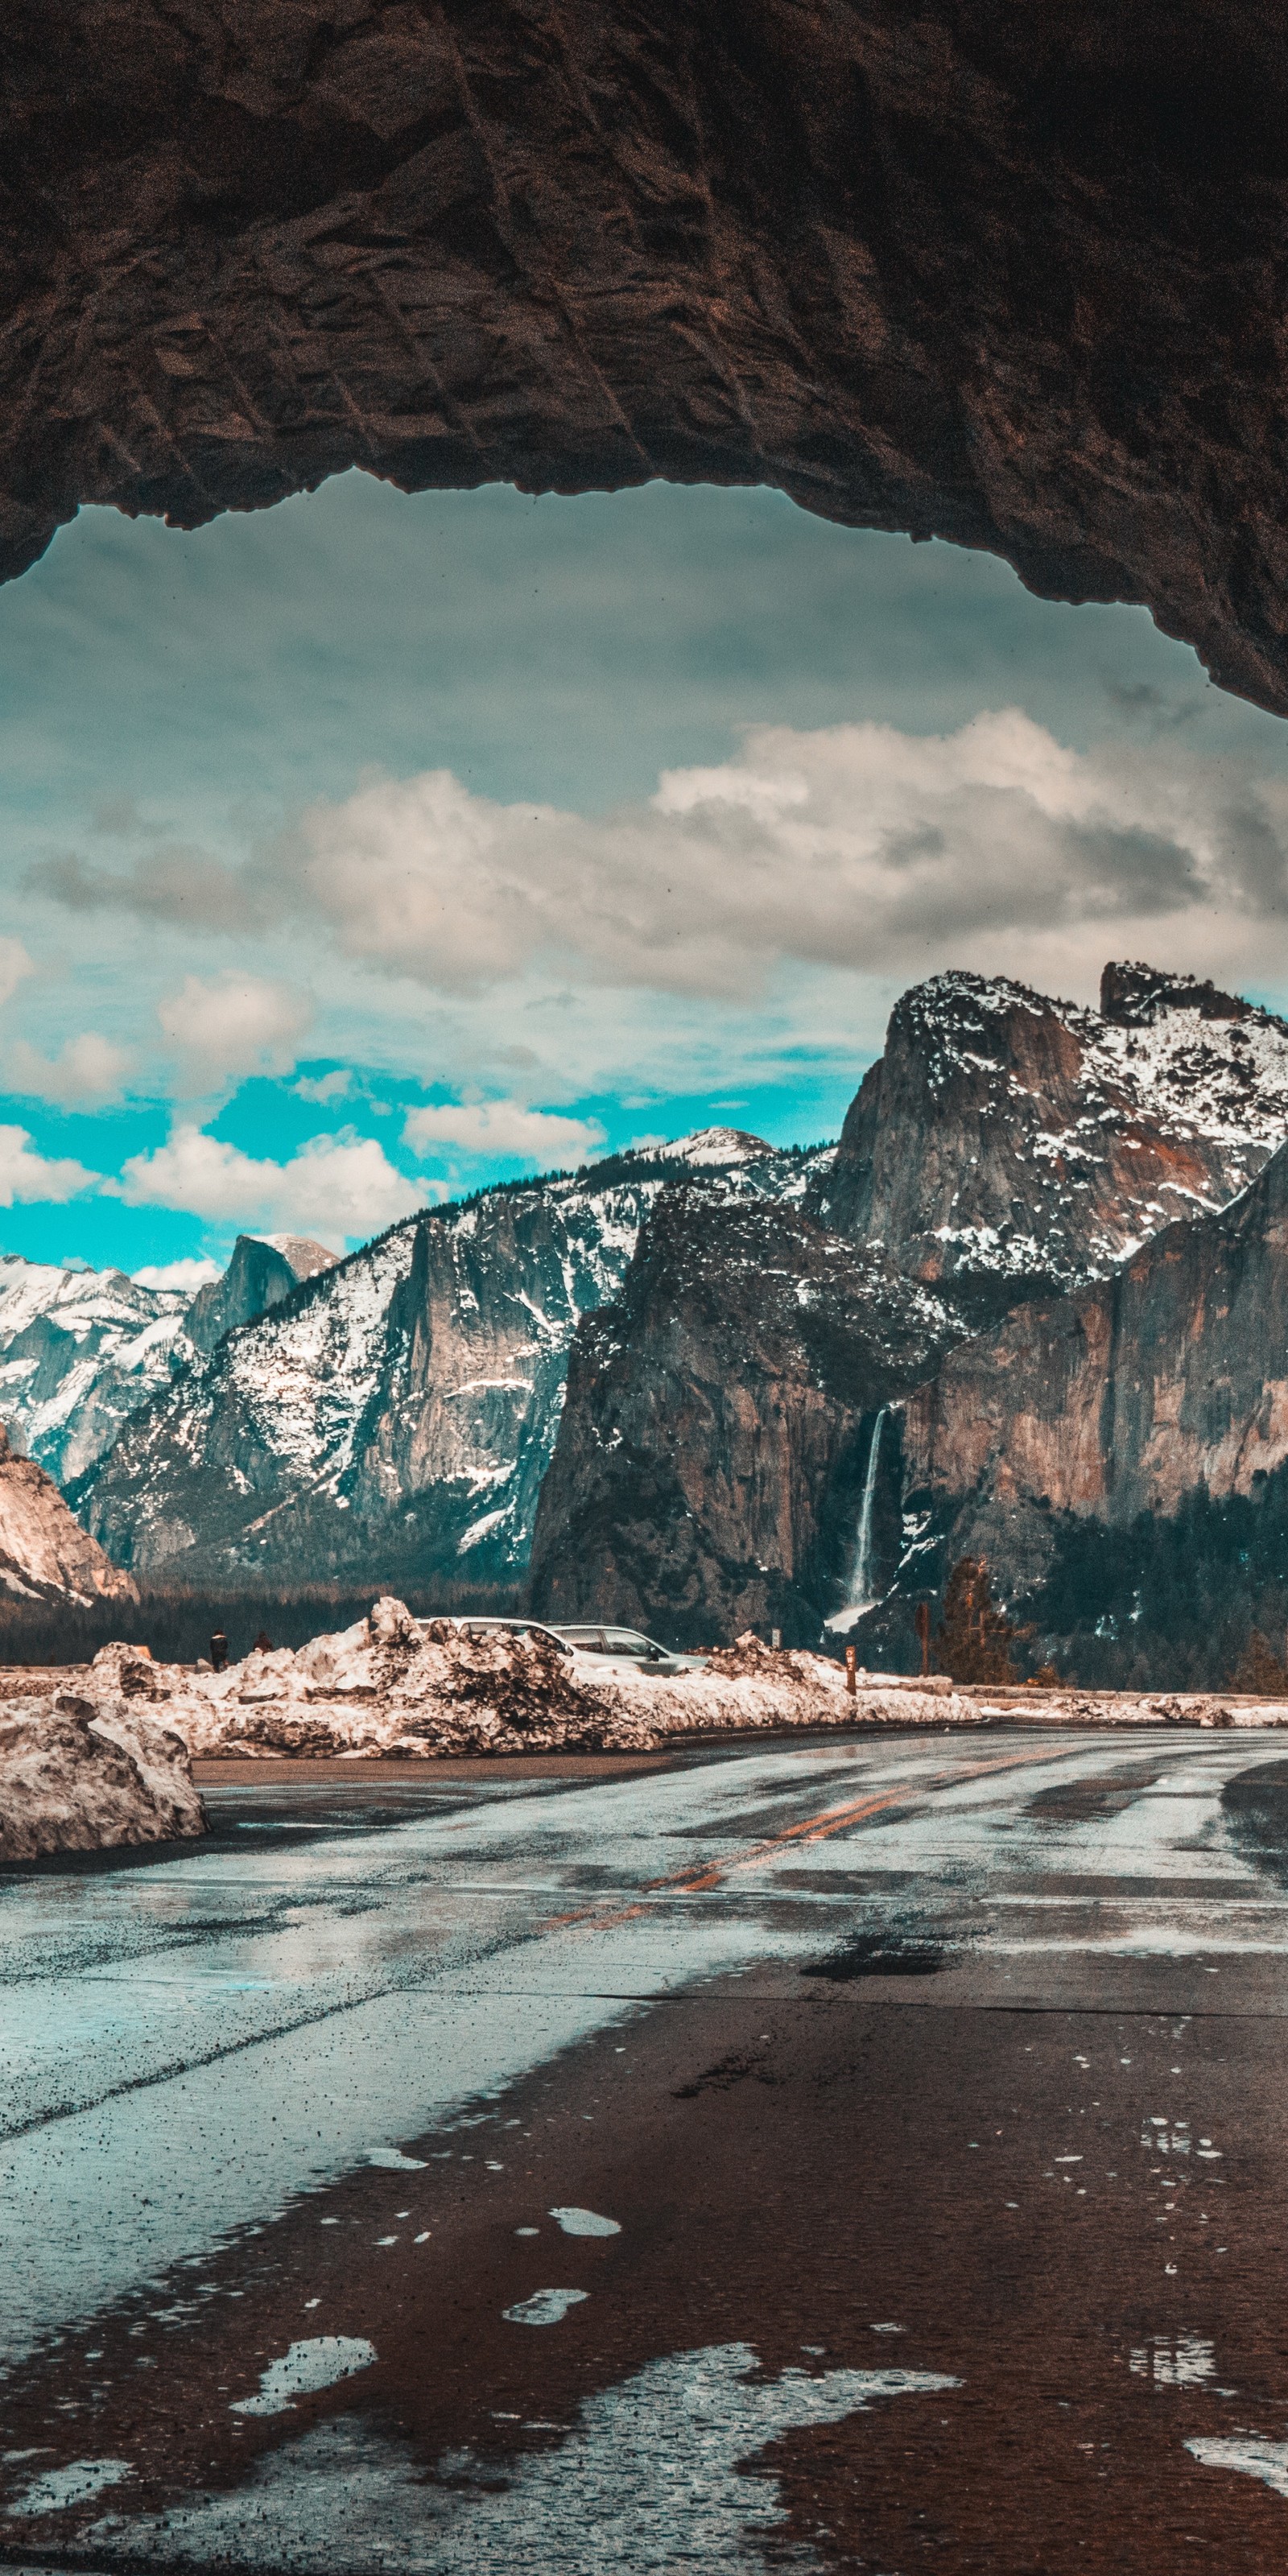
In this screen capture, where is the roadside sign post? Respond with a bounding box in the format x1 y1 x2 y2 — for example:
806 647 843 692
845 1644 857 1697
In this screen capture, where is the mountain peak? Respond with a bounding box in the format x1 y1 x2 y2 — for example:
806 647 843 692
1100 960 1263 1029
654 1125 774 1166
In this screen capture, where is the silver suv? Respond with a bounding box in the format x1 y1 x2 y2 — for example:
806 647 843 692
547 1624 708 1677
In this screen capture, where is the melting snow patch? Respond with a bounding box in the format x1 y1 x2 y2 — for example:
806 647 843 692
549 2208 621 2238
1129 2334 1215 2387
6 2455 134 2515
229 2338 377 2416
85 2341 960 2570
1187 2435 1288 2500
366 2149 427 2171
504 2289 589 2327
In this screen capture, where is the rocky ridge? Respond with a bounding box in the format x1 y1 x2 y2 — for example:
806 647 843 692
811 963 1288 1317
0 1425 137 1606
80 1135 826 1591
535 964 1288 1639
0 1233 336 1487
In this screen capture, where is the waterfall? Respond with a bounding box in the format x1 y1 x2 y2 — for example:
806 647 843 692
849 1405 887 1610
825 1407 889 1633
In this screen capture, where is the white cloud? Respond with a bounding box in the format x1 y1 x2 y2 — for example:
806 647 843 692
402 1099 607 1164
131 1256 222 1293
0 940 33 1009
294 1068 352 1104
275 712 1288 1008
8 1031 131 1105
114 1127 423 1245
0 1125 97 1207
158 973 312 1096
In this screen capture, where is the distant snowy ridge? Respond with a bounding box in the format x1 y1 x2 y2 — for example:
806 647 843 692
0 1234 338 1489
80 1136 828 1590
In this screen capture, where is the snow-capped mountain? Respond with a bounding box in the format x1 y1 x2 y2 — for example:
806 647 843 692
0 1259 195 1488
79 1137 827 1588
811 960 1288 1316
535 963 1288 1643
70 960 1288 1645
0 1235 337 1489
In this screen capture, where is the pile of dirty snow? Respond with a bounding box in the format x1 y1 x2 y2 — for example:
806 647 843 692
25 1607 1287 1781
0 1682 207 1862
69 1603 980 1760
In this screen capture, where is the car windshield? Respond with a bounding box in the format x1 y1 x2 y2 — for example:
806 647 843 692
602 1629 666 1657
556 1627 605 1645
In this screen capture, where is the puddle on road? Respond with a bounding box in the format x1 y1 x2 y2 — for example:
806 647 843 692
82 2343 959 2571
800 1932 944 1980
549 2209 621 2238
1129 2334 1216 2387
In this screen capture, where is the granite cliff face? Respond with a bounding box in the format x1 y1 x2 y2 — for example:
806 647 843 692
535 964 1288 1638
530 1193 964 1645
3 6 1287 716
80 1134 821 1590
812 964 1288 1319
896 1137 1288 1596
184 1234 336 1357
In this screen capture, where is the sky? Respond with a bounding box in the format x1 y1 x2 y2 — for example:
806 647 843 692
3 468 1288 1280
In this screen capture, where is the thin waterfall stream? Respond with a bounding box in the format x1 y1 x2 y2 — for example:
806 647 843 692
825 1406 888 1634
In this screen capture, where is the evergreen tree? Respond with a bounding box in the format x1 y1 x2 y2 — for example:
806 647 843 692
1228 1628 1288 1697
933 1556 1033 1685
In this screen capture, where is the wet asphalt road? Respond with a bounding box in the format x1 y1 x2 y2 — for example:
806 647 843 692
6 1726 1288 2571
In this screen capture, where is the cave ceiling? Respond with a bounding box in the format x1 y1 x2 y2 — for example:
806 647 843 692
6 2 1287 712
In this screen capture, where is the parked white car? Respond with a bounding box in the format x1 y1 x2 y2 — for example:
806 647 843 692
546 1624 708 1678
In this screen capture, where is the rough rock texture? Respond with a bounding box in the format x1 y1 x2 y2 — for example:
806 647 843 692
80 1135 821 1589
0 1425 137 1604
184 1232 336 1358
0 1692 206 1862
897 1135 1288 1591
529 1192 965 1645
811 964 1288 1320
4 6 1288 713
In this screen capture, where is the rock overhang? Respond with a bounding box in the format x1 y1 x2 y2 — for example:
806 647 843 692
2 1 1286 712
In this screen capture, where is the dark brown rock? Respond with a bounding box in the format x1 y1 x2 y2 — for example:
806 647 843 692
2 5 1288 708
529 1190 964 1643
898 1136 1288 1587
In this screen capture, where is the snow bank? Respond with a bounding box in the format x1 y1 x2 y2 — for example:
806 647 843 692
0 1689 207 1862
64 1609 979 1759
27 1610 1284 1774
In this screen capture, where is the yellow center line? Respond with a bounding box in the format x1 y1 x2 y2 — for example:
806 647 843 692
539 1741 1085 1931
644 1742 1087 1897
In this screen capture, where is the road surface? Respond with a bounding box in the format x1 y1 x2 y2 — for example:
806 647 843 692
6 1725 1288 2571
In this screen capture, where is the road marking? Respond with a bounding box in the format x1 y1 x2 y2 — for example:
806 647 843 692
541 1746 1095 1931
647 1745 1091 1894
